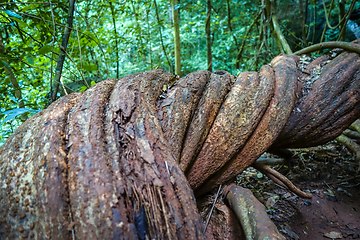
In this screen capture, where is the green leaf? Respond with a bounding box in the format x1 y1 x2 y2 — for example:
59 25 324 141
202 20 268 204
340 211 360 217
0 60 11 68
4 10 22 19
26 56 35 65
90 81 96 87
0 108 40 125
79 86 87 92
9 17 29 28
38 45 52 55
82 64 97 72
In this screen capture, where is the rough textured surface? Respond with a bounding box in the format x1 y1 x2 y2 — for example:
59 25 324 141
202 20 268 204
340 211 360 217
186 65 276 192
273 50 360 148
177 70 233 173
0 70 203 239
223 184 286 240
204 203 244 240
157 70 211 164
0 93 81 239
193 55 300 195
1 48 360 239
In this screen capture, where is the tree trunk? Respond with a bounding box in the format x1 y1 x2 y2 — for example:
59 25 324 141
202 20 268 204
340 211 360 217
109 2 119 78
205 0 212 72
226 0 238 46
0 34 27 121
299 0 308 46
235 10 261 69
154 0 172 72
338 0 346 41
171 0 181 76
271 14 293 54
0 70 203 239
51 0 76 102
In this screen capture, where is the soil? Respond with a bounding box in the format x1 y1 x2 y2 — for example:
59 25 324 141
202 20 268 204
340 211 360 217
242 142 360 239
199 141 360 239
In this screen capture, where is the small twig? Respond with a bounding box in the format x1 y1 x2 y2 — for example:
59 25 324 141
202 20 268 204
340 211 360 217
203 184 222 235
332 175 360 184
74 4 86 87
323 181 332 190
59 45 87 86
48 0 56 94
165 160 170 176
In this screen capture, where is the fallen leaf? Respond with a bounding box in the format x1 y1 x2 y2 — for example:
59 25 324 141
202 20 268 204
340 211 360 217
324 231 342 239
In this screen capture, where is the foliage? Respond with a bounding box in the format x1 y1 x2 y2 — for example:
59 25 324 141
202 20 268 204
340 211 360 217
1 0 360 146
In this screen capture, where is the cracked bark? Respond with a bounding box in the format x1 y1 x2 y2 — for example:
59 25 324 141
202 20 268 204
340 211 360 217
1 42 360 239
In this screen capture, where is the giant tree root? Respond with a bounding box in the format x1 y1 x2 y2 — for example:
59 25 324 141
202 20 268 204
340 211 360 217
0 72 203 239
1 40 360 239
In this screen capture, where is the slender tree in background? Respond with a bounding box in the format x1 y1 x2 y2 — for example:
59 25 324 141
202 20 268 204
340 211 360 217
171 0 181 76
154 0 172 72
339 0 345 41
235 9 261 69
226 0 238 46
51 0 76 102
337 0 356 41
205 0 212 72
299 0 308 46
109 2 119 78
265 0 292 54
146 8 153 69
0 34 26 121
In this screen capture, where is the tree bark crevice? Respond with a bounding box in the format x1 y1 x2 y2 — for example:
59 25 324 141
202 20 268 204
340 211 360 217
2 44 360 239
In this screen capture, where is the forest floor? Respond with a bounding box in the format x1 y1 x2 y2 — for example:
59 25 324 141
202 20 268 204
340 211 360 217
200 141 360 239
242 142 360 240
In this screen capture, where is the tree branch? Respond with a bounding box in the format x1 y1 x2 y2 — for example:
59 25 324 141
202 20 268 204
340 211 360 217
51 0 75 102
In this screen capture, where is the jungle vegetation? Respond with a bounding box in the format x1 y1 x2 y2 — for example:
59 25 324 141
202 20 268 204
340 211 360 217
0 0 359 145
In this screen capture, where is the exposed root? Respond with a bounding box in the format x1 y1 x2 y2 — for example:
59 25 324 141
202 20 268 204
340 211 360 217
256 157 286 165
342 129 360 140
349 119 360 133
223 184 286 240
252 162 312 198
293 41 360 55
336 134 360 171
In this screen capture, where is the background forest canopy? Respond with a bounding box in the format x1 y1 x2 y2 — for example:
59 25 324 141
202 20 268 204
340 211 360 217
0 0 360 146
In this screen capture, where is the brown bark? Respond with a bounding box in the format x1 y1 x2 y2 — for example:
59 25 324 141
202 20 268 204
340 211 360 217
193 55 299 195
0 93 81 239
204 203 244 240
273 42 360 148
179 71 233 172
157 70 211 163
0 70 203 239
2 42 360 239
223 184 286 240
